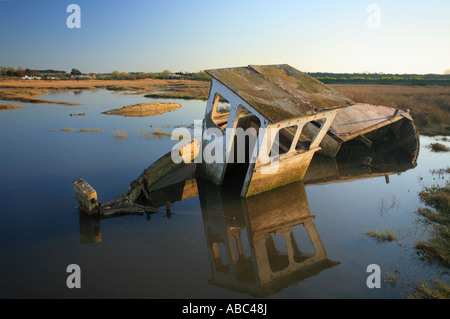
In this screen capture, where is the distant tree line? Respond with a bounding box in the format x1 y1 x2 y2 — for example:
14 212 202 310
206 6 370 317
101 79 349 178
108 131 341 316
2 66 450 85
0 66 41 77
105 70 211 81
175 71 211 81
0 66 102 80
308 72 450 85
0 66 212 81
307 72 450 80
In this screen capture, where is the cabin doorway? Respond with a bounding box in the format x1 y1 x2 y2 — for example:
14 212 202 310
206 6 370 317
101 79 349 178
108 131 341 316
223 105 261 189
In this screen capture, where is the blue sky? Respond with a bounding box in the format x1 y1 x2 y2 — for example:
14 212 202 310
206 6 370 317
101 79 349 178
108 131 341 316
0 0 449 74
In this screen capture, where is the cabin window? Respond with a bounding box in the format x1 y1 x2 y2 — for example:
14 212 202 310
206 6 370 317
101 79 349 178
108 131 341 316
269 126 298 157
266 233 289 272
309 118 327 148
295 118 328 151
212 242 229 273
236 104 259 132
211 93 230 131
291 224 316 263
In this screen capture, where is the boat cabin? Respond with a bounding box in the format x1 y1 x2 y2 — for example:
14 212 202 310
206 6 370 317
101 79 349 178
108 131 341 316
197 64 353 197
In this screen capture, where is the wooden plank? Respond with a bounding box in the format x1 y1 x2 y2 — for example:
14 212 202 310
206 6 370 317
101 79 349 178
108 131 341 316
121 139 200 203
75 139 200 216
355 134 373 147
331 103 410 142
243 148 317 197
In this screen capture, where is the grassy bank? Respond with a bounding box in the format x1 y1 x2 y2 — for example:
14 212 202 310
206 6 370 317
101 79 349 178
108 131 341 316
0 79 210 105
364 181 449 299
1 79 449 136
0 103 24 111
319 78 450 86
409 182 450 298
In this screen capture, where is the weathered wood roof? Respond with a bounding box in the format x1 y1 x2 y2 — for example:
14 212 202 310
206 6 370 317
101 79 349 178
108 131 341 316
330 103 413 142
205 64 354 123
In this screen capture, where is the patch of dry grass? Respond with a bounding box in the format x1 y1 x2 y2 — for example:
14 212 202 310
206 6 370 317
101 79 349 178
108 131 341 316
409 280 450 299
430 167 450 177
54 127 102 133
428 142 450 152
113 129 128 140
419 183 450 214
415 182 449 269
138 129 171 140
405 182 450 299
58 127 77 132
0 103 24 111
365 228 398 243
103 102 181 117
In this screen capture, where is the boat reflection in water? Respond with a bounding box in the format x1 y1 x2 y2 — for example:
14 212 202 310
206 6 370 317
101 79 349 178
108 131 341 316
78 156 416 296
197 178 339 297
79 213 102 244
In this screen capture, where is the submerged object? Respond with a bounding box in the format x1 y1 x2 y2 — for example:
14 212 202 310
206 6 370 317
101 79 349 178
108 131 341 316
73 178 99 215
73 139 200 216
303 103 419 163
197 64 419 197
73 64 419 214
198 64 347 197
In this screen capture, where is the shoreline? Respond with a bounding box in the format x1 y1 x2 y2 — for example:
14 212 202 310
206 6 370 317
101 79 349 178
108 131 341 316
1 79 448 136
103 102 182 117
0 78 211 105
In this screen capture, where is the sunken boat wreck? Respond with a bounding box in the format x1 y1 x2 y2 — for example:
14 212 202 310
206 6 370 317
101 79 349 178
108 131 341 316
73 64 419 216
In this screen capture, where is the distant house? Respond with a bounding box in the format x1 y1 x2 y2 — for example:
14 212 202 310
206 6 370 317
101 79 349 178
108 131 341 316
167 74 180 79
74 75 93 80
21 75 41 80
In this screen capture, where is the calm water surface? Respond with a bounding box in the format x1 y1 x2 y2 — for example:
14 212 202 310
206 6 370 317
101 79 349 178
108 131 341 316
0 90 448 298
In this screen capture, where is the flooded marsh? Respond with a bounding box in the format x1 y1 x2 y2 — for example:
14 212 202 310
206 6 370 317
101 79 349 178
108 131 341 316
0 89 448 298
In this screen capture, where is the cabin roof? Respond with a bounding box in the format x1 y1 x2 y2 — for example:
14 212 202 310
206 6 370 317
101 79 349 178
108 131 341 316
330 103 413 142
205 64 354 123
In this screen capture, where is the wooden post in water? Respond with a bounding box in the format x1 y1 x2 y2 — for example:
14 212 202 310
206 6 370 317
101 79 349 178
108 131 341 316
73 178 100 215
